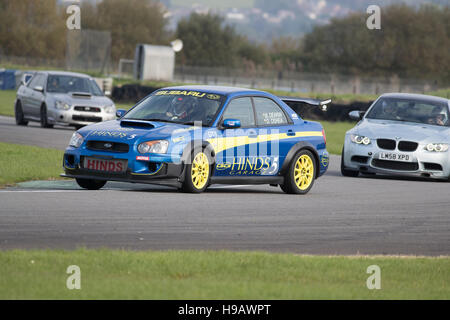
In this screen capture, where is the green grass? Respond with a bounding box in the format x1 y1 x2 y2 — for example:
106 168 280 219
0 90 16 117
0 142 64 187
319 120 356 155
0 249 448 299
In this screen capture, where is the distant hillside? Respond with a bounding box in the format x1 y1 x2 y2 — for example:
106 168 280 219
161 0 448 42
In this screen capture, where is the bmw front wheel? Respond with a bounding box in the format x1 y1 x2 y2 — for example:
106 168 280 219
340 147 359 177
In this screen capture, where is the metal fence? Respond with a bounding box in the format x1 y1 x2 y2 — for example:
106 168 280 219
1 52 447 96
173 66 446 96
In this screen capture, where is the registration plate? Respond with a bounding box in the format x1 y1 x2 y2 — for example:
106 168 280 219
378 152 412 162
83 157 127 173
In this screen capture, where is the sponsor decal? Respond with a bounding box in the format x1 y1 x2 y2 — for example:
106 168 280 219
136 156 150 161
127 134 137 140
206 94 221 100
90 130 128 138
155 90 206 98
172 136 185 143
321 155 329 167
291 113 299 119
216 156 278 175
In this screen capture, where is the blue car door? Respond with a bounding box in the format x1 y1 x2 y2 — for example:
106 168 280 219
214 97 257 177
252 96 297 176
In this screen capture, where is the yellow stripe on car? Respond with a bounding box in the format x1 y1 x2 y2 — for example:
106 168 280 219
207 131 323 154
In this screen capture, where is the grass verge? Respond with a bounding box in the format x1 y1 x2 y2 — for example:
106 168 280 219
0 90 16 117
0 142 64 187
0 249 448 299
319 120 356 155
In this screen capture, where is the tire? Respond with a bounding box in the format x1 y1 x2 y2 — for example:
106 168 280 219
181 148 212 193
280 149 316 194
76 178 107 190
15 101 28 126
40 105 53 128
340 147 359 177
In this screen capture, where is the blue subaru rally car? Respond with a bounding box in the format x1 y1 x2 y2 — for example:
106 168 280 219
62 86 330 194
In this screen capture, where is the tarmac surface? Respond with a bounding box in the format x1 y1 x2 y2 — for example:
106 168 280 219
1 116 449 255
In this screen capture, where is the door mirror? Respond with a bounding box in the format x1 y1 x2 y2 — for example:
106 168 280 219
116 109 127 118
33 86 44 93
349 110 364 120
222 119 241 129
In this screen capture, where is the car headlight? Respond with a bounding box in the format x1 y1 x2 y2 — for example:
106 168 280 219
350 134 371 145
105 105 116 114
69 132 84 148
138 140 169 154
425 143 449 152
55 100 71 110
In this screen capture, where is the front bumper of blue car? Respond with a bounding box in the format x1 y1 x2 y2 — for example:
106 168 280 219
62 146 184 186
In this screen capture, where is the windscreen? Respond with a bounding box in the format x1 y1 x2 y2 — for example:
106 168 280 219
124 90 225 126
47 75 104 96
365 97 449 127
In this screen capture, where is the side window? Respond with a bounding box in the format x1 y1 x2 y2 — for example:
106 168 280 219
27 74 42 89
253 97 289 126
222 97 255 127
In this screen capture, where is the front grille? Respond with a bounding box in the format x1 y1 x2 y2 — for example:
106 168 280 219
74 106 101 113
72 115 102 122
398 141 418 152
423 163 443 171
372 159 419 171
351 156 369 163
377 139 396 150
86 140 129 153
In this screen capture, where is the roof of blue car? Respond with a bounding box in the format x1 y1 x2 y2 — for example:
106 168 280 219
162 85 262 96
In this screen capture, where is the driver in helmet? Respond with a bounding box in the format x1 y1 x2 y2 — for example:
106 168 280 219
166 96 196 121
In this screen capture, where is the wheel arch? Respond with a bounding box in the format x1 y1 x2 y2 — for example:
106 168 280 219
179 140 216 182
279 141 321 178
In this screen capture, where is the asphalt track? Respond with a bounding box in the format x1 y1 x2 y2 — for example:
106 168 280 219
0 116 449 255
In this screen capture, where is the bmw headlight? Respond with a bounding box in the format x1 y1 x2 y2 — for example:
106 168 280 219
350 134 371 145
425 143 449 152
138 140 169 154
105 105 116 114
55 100 71 110
69 132 84 148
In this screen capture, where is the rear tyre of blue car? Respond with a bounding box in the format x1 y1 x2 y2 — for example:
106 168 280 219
281 149 316 195
340 147 359 177
76 178 107 190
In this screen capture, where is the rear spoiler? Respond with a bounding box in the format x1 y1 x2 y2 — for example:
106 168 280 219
279 96 331 112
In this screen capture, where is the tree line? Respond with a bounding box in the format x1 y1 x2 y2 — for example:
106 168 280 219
0 1 448 83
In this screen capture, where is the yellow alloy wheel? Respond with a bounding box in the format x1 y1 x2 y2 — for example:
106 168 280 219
294 155 314 190
191 152 209 189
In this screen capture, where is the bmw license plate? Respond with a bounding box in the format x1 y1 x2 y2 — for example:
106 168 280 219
83 157 127 172
378 152 411 162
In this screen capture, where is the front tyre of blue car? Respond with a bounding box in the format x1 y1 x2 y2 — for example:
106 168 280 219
76 178 107 190
181 148 212 193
